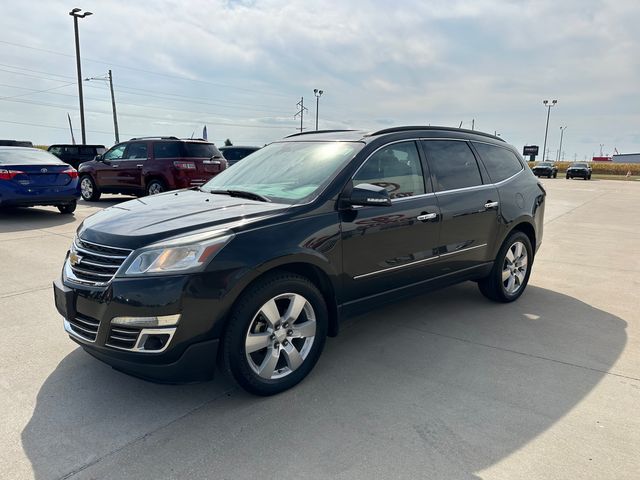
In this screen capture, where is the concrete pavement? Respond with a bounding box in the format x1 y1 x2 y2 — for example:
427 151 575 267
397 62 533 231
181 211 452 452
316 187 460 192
1 179 639 479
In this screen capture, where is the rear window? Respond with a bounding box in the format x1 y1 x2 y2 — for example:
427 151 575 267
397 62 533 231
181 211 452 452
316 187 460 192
0 148 63 165
153 141 182 158
183 142 220 158
472 142 523 183
79 147 97 155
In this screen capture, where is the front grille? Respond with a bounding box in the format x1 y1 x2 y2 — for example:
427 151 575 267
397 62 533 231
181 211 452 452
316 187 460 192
68 314 100 341
68 237 132 285
106 325 141 350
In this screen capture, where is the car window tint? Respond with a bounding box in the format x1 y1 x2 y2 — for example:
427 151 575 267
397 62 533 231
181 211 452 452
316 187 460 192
353 141 425 199
153 141 182 158
49 146 62 156
79 147 96 155
103 144 126 160
472 142 523 183
63 146 79 155
123 142 148 160
183 143 220 158
221 148 241 161
422 140 482 192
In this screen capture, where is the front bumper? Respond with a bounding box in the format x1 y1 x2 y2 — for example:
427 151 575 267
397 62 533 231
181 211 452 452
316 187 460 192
53 272 226 383
567 170 589 177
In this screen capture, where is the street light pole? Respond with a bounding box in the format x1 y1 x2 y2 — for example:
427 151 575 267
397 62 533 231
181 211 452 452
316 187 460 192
557 126 567 161
313 89 323 131
542 99 557 164
69 8 92 144
85 70 119 143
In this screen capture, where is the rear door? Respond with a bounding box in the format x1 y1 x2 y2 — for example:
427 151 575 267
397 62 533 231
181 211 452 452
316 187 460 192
421 139 499 272
340 140 442 300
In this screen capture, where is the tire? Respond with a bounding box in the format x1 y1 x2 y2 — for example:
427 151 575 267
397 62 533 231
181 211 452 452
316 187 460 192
587 175 591 180
566 175 570 179
80 175 101 201
57 201 77 214
478 231 533 303
222 272 328 396
146 179 166 196
553 172 557 178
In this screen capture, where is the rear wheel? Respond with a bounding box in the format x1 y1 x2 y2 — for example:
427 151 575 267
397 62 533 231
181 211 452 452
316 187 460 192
478 231 533 303
80 175 101 201
57 201 77 214
222 272 328 396
146 179 165 196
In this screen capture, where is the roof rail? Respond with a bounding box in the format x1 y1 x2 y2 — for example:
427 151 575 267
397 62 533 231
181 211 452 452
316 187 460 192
366 126 505 142
129 136 180 141
285 129 358 138
180 138 212 142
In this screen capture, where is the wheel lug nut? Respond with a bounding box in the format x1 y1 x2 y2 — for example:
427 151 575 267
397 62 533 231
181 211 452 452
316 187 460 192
288 330 293 336
270 334 275 340
283 340 288 346
274 342 279 348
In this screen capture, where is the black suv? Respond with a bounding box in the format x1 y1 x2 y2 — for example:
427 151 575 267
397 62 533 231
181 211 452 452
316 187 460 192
48 144 106 169
531 161 558 178
54 127 545 395
219 145 261 166
566 162 592 180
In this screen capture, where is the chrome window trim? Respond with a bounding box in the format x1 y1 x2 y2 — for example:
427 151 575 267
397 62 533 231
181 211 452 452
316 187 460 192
354 243 488 279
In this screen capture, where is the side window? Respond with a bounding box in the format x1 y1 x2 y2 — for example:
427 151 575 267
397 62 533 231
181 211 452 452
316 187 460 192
49 146 62 156
79 146 96 156
153 141 182 158
123 142 148 160
353 141 426 199
103 144 126 161
472 142 523 183
63 146 79 156
422 140 482 192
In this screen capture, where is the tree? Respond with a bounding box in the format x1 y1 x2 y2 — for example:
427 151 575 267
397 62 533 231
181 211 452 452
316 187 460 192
224 138 233 146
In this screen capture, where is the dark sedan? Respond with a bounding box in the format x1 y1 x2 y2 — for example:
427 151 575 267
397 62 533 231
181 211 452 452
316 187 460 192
566 162 592 180
531 161 558 178
0 147 80 213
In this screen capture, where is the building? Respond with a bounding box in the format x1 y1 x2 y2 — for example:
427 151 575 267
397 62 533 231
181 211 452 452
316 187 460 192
612 153 640 164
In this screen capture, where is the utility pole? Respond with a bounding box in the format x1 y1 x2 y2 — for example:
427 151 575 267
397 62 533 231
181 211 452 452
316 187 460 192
542 99 557 167
294 97 308 133
599 144 605 156
557 125 567 161
85 70 120 143
313 89 323 131
471 118 475 130
69 8 92 144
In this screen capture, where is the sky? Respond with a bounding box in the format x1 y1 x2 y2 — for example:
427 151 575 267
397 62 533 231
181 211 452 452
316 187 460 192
0 0 639 160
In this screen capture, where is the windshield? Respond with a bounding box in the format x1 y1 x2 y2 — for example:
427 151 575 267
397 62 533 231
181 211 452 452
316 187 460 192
0 148 64 165
572 163 588 167
201 141 363 204
539 162 553 166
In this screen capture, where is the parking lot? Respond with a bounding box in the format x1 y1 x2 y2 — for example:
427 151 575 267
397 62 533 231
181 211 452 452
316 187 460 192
1 178 639 480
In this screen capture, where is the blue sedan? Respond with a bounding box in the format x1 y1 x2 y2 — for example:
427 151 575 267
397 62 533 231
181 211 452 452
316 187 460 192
0 147 81 214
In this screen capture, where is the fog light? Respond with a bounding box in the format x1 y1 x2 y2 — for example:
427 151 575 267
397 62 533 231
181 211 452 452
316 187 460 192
111 314 181 327
143 334 170 351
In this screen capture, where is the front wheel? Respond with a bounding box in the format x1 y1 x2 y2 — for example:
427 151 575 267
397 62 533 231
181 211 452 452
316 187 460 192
553 172 557 178
566 175 571 179
478 231 533 303
222 272 328 396
57 201 77 214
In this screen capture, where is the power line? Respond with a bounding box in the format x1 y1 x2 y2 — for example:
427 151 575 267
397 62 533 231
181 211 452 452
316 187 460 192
0 39 289 98
0 97 297 130
0 64 291 114
0 82 75 100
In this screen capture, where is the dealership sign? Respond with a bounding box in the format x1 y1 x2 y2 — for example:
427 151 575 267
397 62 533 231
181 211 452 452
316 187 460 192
523 145 539 156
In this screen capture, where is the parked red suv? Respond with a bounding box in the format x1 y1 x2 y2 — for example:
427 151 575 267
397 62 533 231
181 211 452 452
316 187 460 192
78 137 226 201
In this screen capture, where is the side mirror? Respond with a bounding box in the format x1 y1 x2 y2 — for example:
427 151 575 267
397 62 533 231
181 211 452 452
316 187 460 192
348 183 392 207
94 154 105 162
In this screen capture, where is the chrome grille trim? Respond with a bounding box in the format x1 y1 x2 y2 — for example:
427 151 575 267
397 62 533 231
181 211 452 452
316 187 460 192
64 314 101 342
66 236 133 286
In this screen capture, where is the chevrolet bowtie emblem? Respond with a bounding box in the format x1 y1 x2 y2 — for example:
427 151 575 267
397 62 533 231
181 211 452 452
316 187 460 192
69 250 83 266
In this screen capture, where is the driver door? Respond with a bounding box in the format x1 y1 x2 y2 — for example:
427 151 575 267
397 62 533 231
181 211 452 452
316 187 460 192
340 141 442 301
96 143 127 188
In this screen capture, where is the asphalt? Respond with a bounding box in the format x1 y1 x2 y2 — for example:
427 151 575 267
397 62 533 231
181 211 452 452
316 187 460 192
1 178 639 480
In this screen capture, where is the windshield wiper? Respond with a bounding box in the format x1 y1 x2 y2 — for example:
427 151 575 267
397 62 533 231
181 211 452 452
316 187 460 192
208 189 271 202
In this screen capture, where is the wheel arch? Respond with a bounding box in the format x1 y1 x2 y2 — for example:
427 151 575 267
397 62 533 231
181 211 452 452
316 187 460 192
507 220 536 255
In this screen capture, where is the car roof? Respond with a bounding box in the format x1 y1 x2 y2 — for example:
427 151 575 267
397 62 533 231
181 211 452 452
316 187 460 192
0 146 45 152
282 126 506 144
219 145 261 149
49 144 105 148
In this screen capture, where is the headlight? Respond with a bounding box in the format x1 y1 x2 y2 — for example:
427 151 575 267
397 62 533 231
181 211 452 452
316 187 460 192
124 231 234 276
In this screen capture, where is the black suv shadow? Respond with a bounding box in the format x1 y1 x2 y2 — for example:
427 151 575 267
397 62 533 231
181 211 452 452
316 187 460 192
21 284 626 479
0 197 131 234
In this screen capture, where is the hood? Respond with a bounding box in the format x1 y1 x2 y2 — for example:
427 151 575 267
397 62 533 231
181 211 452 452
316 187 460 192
78 189 291 249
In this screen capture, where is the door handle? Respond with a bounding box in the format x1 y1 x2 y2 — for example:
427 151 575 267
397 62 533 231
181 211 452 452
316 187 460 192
417 212 438 222
136 164 143 168
484 201 499 209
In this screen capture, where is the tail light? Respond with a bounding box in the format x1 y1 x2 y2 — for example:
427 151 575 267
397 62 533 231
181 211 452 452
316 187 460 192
0 169 24 180
173 161 196 170
62 167 79 179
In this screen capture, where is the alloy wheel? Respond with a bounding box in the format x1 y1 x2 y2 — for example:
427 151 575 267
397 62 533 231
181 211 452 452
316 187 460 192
244 293 316 380
80 177 93 198
148 182 164 195
502 241 528 294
